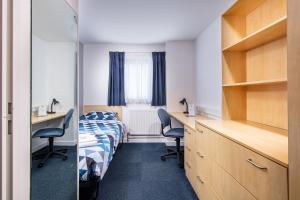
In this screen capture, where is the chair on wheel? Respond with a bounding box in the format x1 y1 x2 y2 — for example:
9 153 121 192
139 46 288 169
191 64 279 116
32 109 74 168
157 108 184 167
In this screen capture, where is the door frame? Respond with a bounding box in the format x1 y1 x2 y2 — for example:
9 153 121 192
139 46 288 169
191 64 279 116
11 0 31 199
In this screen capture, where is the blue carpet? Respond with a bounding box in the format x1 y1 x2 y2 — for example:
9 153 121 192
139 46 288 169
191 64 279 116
92 143 198 200
31 146 77 200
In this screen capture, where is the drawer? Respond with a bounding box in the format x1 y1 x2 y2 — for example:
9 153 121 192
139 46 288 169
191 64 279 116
185 161 197 189
184 145 193 166
195 122 215 157
194 171 220 200
184 126 195 149
210 161 256 200
213 132 288 200
195 149 212 184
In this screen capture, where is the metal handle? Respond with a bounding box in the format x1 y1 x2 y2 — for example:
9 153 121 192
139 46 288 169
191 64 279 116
247 159 268 170
197 128 203 133
196 176 204 184
196 152 204 158
186 162 191 169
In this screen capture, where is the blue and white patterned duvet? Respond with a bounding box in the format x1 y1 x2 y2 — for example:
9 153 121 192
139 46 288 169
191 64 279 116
78 112 126 181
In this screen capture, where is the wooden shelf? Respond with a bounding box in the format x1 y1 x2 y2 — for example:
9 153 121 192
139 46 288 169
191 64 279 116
223 16 287 51
222 79 287 87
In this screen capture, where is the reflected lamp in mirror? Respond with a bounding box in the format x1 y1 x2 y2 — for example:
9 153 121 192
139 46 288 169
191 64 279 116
47 98 60 114
179 98 189 114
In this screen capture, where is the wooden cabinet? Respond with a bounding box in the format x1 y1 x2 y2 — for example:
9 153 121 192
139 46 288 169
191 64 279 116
190 122 288 200
213 127 288 200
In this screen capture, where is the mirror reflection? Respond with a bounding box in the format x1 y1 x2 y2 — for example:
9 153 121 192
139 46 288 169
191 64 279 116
31 0 78 199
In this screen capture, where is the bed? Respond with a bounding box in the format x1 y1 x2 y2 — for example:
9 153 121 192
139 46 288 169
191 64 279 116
78 106 126 197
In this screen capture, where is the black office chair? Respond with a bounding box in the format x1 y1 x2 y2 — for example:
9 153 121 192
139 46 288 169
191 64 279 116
33 109 74 168
157 108 184 167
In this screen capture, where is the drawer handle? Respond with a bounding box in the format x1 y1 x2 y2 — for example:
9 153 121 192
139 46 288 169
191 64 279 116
186 147 191 152
247 159 268 171
196 176 204 184
196 152 204 158
186 162 191 169
197 129 204 133
186 130 191 134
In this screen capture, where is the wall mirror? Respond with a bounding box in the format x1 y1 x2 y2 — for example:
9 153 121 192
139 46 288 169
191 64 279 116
31 0 78 199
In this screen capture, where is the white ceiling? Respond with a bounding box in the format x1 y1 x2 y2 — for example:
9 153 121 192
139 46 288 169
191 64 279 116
32 0 77 42
79 0 234 44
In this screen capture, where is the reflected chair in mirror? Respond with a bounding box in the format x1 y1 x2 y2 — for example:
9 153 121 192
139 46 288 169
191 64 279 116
157 108 184 167
32 109 74 168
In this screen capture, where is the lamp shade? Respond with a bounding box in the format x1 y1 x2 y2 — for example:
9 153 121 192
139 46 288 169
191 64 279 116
179 98 187 105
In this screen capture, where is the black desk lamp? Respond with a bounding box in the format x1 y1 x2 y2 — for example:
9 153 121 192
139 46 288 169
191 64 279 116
47 98 59 114
179 98 189 114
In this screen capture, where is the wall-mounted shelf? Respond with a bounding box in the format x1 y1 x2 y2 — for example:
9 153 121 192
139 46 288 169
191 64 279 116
223 16 287 52
222 78 287 87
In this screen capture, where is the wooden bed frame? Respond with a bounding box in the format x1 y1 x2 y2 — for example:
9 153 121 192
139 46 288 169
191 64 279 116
83 105 123 121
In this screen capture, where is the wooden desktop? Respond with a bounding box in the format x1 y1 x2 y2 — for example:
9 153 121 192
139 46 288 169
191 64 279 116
32 112 66 125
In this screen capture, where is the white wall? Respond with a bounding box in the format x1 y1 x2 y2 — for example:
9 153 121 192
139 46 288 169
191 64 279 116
195 17 222 117
83 43 165 105
32 36 48 106
165 40 196 112
32 35 77 150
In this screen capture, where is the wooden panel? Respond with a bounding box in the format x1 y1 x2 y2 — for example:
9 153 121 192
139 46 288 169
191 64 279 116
222 16 245 49
210 161 256 200
222 87 246 120
83 105 123 120
288 0 300 199
223 17 287 51
196 119 288 166
247 84 288 129
224 0 264 16
213 131 288 200
246 37 287 81
246 0 287 35
222 51 246 84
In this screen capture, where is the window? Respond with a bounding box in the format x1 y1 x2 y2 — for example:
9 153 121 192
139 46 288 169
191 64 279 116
124 53 153 104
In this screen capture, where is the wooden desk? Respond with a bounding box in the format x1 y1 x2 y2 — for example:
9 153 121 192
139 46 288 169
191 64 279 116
32 112 66 125
168 112 211 130
169 111 288 200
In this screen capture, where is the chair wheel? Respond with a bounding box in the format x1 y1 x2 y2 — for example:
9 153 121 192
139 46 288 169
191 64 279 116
63 156 68 161
38 163 44 168
160 156 166 161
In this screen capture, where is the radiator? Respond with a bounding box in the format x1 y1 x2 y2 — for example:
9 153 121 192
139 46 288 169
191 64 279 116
125 108 161 136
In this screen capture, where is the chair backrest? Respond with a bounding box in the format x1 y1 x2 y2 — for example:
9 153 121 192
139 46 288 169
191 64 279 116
157 108 171 132
63 109 74 130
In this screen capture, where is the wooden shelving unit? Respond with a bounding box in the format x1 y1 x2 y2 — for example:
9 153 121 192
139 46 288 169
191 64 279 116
222 0 288 130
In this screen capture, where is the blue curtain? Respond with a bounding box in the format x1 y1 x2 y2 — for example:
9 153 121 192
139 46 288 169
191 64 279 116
108 52 126 106
152 52 166 106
